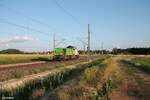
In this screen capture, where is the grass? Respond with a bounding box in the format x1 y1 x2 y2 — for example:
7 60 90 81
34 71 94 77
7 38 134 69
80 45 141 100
55 59 108 100
0 61 73 82
122 57 150 73
0 59 105 100
55 56 125 100
0 55 105 82
120 57 150 100
0 54 51 65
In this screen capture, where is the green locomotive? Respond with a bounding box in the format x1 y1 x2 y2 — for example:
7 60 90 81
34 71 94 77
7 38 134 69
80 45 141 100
53 46 79 60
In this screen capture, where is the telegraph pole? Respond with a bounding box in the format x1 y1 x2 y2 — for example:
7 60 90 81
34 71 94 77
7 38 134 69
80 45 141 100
101 42 103 54
88 24 90 53
83 44 86 54
88 24 91 61
53 33 56 53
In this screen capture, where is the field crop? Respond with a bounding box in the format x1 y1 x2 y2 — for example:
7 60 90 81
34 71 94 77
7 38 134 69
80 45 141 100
0 55 103 82
45 57 123 100
0 58 105 100
0 54 51 65
1 55 149 100
46 56 149 100
119 56 150 100
122 57 150 73
55 63 107 100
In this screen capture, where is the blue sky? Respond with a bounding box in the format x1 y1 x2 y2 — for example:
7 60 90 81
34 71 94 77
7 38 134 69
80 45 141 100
0 0 150 52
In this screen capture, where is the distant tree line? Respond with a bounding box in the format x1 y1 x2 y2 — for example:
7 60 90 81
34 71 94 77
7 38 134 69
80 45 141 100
78 50 110 54
0 49 25 54
0 47 150 55
112 47 150 55
0 49 49 54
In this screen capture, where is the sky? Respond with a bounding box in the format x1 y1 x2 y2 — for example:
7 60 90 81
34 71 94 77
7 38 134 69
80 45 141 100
0 0 150 52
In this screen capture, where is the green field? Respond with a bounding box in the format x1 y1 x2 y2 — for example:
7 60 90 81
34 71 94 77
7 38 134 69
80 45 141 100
0 55 150 100
0 54 51 65
131 57 150 66
1 58 107 100
124 57 150 73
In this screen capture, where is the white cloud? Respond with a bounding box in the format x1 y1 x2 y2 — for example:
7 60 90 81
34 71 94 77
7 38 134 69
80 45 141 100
13 36 34 42
0 36 34 45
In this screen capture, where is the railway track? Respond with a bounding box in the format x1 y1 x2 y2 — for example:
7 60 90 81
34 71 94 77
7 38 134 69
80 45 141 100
0 55 102 82
0 60 67 71
0 56 86 71
1 63 86 91
0 61 46 70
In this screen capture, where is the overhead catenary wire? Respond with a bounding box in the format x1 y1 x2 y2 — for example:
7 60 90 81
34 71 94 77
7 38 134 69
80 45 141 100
0 1 87 51
53 33 66 49
53 0 82 26
53 0 87 47
3 5 56 31
0 5 54 46
0 18 50 36
0 31 18 36
2 1 84 40
55 39 66 47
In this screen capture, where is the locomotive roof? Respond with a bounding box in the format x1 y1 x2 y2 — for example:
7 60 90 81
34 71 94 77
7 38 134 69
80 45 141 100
66 45 76 49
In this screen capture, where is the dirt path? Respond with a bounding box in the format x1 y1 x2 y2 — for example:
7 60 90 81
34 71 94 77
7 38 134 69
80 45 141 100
100 56 134 100
111 56 150 100
0 61 46 68
111 77 137 100
102 56 120 80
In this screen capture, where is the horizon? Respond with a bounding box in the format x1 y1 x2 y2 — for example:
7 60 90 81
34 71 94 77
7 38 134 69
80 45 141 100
0 47 150 53
0 0 150 52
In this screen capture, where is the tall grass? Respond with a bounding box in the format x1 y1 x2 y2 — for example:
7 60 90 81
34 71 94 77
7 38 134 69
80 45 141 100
56 60 107 100
122 57 150 73
0 54 51 65
97 69 123 100
0 59 104 100
56 57 124 100
0 56 91 82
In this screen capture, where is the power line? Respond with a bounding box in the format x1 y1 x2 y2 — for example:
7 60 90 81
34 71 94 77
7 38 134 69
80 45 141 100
53 0 81 25
55 39 65 47
0 31 17 36
77 38 87 46
77 38 87 53
3 5 55 31
53 33 66 50
0 18 50 36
